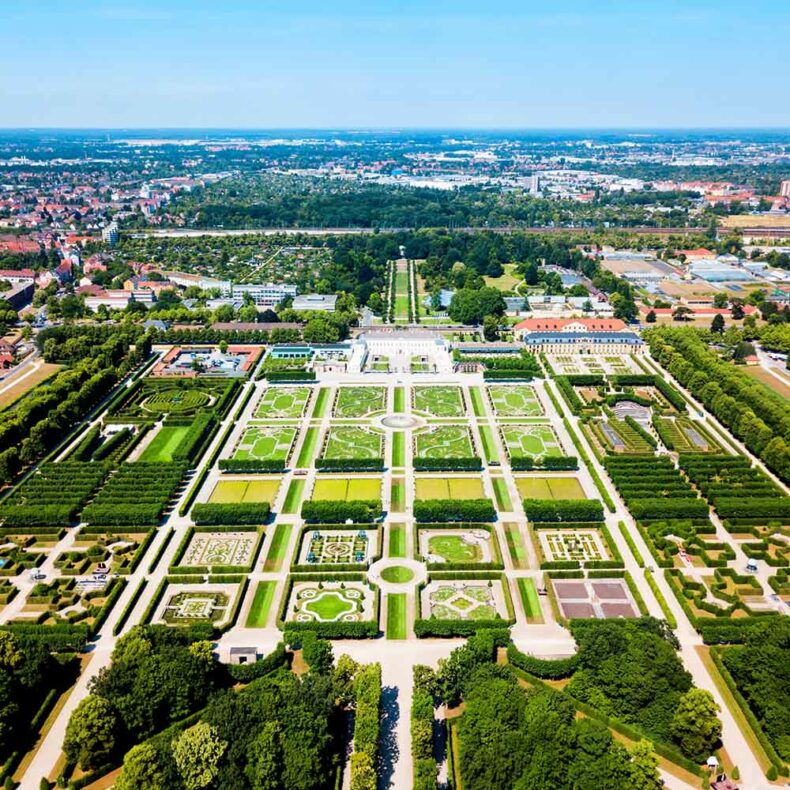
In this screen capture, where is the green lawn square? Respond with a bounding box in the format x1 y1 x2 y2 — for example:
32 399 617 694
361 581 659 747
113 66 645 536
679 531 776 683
322 426 383 460
487 385 543 417
415 426 475 459
413 386 466 417
333 387 386 417
255 386 311 418
232 426 297 462
500 424 562 460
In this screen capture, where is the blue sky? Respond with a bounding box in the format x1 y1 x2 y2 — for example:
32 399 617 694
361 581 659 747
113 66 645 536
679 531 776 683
2 0 788 128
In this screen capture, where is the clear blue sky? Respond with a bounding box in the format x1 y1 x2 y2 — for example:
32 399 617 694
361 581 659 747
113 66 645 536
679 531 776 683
2 0 788 128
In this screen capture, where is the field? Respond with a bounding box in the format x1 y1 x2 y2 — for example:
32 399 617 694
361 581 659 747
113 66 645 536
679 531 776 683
255 386 311 418
414 425 475 459
322 426 383 460
517 577 543 623
333 386 386 417
500 424 562 460
311 477 382 501
209 478 281 503
0 362 61 411
515 477 585 500
232 426 296 462
391 431 405 466
390 479 405 512
262 524 291 571
413 386 466 417
491 478 512 510
139 425 190 462
503 523 528 568
296 427 320 467
414 477 484 500
388 524 406 558
282 480 305 513
487 385 542 417
743 365 790 401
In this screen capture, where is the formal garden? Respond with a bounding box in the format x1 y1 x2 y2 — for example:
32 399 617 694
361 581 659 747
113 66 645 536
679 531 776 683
537 529 608 563
156 588 234 626
412 385 466 417
418 527 496 565
420 578 508 621
285 580 375 623
500 424 563 461
414 476 485 500
487 384 543 416
320 426 383 462
231 425 297 464
311 477 382 501
296 528 377 566
208 477 282 504
514 476 585 500
254 386 312 418
333 386 386 417
414 425 476 459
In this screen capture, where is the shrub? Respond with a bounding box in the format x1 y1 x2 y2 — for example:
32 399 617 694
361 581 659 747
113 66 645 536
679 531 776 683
413 499 496 522
191 503 270 525
301 500 380 523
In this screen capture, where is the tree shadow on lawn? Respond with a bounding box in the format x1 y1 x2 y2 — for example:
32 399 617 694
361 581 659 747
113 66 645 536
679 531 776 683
377 685 400 790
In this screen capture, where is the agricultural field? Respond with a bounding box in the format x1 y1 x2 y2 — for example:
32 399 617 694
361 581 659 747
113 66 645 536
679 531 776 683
311 477 382 501
333 386 386 417
500 424 563 460
487 385 543 417
414 425 475 459
322 426 383 460
515 477 585 500
255 386 311 418
232 425 297 463
414 476 485 500
412 386 466 417
209 478 282 504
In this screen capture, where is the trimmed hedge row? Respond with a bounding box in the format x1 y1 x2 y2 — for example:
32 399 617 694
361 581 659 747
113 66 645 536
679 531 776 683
413 498 496 523
219 458 285 472
510 455 578 471
506 643 578 678
412 670 438 790
191 502 270 525
314 458 385 472
301 500 380 523
350 662 382 790
522 498 603 522
412 456 482 471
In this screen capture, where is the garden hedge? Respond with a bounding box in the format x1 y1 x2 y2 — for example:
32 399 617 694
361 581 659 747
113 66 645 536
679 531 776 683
191 503 270 525
413 499 496 522
301 500 380 523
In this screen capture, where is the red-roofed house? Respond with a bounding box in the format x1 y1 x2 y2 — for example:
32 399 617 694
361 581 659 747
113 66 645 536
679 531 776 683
0 269 36 286
678 248 716 261
513 317 644 354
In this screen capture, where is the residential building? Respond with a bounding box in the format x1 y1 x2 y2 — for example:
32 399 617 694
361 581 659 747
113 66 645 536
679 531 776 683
780 180 790 198
231 283 297 308
101 222 119 247
0 268 36 286
84 289 155 312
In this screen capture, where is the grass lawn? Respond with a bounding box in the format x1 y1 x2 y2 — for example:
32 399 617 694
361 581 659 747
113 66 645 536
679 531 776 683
415 425 475 459
500 424 562 460
413 386 466 417
311 388 330 418
515 477 585 500
322 426 382 460
391 431 405 467
427 534 483 563
333 386 386 417
503 523 528 569
263 524 291 571
245 581 277 627
388 524 406 558
255 386 311 418
139 425 190 462
307 591 356 620
488 385 543 417
478 425 499 465
381 565 414 583
312 477 382 501
233 426 296 463
393 387 405 413
390 479 405 512
209 478 281 504
517 577 544 623
469 387 486 417
394 270 410 321
282 480 305 514
386 593 407 639
491 478 512 511
0 362 61 411
295 427 320 467
415 477 484 500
